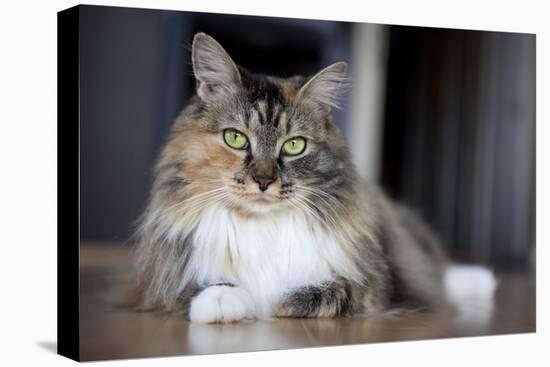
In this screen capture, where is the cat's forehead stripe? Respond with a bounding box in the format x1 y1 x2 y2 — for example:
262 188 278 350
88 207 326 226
271 104 281 128
255 101 267 125
249 97 286 130
278 110 288 134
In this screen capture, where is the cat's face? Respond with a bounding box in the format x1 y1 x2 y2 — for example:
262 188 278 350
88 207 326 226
174 33 353 215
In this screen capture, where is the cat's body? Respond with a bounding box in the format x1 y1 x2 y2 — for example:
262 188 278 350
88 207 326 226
131 33 493 323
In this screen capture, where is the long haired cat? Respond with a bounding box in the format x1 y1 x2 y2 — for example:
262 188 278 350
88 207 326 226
130 33 496 323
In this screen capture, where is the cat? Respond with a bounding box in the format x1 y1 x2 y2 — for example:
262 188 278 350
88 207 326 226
130 32 496 323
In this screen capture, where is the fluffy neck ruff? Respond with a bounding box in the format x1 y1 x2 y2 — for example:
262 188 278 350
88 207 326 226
173 203 362 317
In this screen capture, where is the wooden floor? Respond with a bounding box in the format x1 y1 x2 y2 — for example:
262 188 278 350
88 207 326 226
79 243 536 361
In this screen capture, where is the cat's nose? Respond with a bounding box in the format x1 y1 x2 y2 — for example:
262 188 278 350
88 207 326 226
252 174 275 192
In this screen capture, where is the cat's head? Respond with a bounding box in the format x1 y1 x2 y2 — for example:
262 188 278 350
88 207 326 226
169 33 356 215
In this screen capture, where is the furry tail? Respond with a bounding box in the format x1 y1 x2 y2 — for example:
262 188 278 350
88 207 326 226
444 264 498 328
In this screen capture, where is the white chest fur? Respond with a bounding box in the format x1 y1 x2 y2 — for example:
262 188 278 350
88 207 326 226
179 204 352 318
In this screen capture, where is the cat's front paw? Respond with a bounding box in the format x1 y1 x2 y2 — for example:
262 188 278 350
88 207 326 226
189 285 256 323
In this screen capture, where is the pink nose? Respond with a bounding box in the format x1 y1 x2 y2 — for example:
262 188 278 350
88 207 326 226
252 174 275 192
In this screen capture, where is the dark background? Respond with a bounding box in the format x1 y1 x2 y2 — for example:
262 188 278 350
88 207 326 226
79 5 535 267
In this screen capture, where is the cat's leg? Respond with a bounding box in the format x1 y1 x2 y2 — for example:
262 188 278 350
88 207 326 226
274 278 363 318
188 284 256 323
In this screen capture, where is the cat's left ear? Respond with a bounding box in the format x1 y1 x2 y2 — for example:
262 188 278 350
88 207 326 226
297 61 348 113
192 33 242 103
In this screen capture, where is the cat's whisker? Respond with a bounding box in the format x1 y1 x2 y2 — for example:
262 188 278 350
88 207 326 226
294 192 338 224
292 190 345 220
164 187 226 211
293 185 346 208
289 196 325 225
178 190 228 210
187 178 231 185
176 191 230 219
284 196 305 215
153 189 230 229
293 185 350 213
293 186 352 231
293 192 357 246
167 192 232 240
294 187 342 215
217 193 238 211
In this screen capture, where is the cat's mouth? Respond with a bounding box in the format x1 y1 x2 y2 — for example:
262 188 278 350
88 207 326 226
227 188 294 209
226 184 294 211
232 191 279 203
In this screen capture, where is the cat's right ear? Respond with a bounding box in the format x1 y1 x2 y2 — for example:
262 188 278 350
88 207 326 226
192 33 242 103
296 61 348 113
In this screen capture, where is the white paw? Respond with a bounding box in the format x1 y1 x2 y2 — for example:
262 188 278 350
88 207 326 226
189 285 256 323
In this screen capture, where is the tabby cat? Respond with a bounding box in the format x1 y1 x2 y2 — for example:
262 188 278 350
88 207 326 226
131 33 495 323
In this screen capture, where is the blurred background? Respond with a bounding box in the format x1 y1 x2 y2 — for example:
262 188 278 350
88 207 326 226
80 5 535 268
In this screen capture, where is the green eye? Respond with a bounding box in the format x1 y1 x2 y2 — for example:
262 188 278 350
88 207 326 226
282 137 306 156
223 129 248 150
